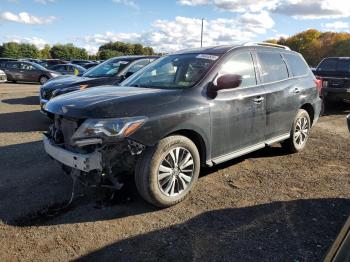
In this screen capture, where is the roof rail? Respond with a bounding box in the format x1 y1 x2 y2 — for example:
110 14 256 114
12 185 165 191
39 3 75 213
243 42 291 50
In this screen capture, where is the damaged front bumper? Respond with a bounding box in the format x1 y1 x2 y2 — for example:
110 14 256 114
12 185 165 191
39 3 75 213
43 135 102 172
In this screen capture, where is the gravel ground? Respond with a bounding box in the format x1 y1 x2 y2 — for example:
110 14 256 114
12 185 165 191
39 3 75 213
0 83 349 262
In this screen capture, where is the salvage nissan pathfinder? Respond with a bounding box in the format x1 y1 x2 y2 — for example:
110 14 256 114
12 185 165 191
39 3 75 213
43 43 322 207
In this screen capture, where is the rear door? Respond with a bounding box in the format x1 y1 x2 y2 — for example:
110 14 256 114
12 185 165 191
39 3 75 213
210 50 267 158
20 63 40 82
255 50 296 140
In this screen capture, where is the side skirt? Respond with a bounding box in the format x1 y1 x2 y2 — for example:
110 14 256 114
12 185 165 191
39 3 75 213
207 133 290 166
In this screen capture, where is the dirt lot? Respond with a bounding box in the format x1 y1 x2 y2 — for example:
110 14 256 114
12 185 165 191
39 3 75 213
0 83 349 262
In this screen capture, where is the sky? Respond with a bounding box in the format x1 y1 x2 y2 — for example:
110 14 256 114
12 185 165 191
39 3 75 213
0 0 350 54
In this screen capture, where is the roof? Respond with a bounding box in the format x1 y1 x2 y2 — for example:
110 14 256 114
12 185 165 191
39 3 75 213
171 42 293 56
172 45 237 55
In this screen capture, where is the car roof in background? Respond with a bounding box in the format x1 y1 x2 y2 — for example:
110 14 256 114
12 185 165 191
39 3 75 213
108 55 160 62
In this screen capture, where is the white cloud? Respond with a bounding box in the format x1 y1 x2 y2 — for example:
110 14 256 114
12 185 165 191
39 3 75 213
274 0 350 19
178 0 350 19
34 0 55 4
322 21 349 32
177 0 278 12
4 36 48 49
112 0 139 9
78 13 275 54
177 0 209 6
0 11 56 24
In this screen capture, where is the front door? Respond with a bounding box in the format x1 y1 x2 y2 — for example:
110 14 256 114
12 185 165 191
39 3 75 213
210 51 267 159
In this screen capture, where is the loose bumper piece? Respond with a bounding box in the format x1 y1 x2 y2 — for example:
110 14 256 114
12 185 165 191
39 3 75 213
43 135 102 172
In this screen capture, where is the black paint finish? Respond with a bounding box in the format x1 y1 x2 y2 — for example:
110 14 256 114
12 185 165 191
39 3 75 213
45 45 322 165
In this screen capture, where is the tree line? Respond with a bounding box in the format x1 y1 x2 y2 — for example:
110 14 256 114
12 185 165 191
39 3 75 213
1 29 349 65
266 29 350 66
0 41 156 60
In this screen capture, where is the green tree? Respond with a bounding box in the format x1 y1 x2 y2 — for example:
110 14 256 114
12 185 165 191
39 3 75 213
19 43 39 58
1 42 21 58
50 43 88 60
40 44 51 59
98 49 124 60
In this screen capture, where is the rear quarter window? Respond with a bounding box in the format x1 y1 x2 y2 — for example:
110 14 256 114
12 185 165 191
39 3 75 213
257 51 289 83
336 59 350 72
284 53 310 77
317 59 337 71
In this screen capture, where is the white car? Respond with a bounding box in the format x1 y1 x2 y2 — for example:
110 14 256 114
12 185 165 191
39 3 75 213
0 69 7 83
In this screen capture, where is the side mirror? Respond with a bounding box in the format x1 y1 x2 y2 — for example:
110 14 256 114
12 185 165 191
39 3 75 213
207 74 242 99
216 74 242 91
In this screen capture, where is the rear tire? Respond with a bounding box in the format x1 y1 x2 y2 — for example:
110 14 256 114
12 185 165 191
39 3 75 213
282 109 311 153
135 135 200 207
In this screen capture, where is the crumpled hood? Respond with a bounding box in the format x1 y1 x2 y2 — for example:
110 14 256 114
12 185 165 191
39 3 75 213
45 86 181 119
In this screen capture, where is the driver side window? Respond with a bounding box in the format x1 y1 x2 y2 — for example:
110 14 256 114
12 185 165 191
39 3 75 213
217 52 257 88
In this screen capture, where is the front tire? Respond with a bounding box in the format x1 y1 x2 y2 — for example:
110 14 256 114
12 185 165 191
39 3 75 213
135 135 200 207
282 109 311 153
39 76 49 85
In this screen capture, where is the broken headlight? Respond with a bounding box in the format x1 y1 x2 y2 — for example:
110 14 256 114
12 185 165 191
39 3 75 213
71 116 147 143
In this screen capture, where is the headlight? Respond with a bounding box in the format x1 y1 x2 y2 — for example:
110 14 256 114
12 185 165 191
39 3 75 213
71 116 147 143
50 73 59 78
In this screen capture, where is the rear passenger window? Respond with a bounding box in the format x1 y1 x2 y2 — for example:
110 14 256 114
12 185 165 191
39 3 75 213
318 59 337 71
284 53 309 77
218 52 257 87
257 51 289 83
336 59 350 72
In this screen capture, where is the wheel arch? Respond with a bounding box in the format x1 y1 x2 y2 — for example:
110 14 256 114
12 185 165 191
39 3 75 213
300 103 315 126
38 74 49 83
167 129 208 167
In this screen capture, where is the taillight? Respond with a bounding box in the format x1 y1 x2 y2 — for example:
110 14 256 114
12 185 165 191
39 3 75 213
314 77 323 95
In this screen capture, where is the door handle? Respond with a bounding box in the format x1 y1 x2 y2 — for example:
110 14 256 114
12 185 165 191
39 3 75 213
294 88 300 94
253 96 264 103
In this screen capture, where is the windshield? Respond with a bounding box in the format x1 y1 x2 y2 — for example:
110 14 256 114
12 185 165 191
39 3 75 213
120 53 220 89
83 58 130 78
32 63 48 71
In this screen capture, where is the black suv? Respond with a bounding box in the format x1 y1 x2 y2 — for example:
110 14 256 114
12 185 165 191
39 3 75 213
314 57 350 104
43 43 322 207
39 56 158 114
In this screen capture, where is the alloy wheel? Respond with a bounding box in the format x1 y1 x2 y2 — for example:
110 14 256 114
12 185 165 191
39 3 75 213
294 116 309 146
157 147 195 197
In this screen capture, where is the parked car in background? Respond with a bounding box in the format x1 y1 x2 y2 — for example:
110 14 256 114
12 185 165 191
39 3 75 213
0 69 7 83
70 59 93 67
48 64 86 76
39 55 158 113
0 58 17 68
39 59 68 68
43 43 321 207
314 57 350 106
1 61 61 84
83 62 99 69
21 58 43 64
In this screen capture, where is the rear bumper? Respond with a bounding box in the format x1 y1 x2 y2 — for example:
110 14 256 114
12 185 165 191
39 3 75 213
323 87 350 101
43 135 102 172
